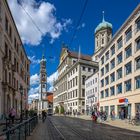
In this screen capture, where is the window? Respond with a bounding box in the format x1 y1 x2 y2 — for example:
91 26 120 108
125 62 132 75
82 89 85 97
117 83 122 94
136 57 140 70
110 72 115 82
95 78 97 83
117 68 122 79
88 67 91 72
82 101 85 106
117 36 122 49
75 76 77 85
111 45 115 56
105 76 109 85
135 76 140 89
82 66 86 71
5 43 8 58
73 60 76 64
5 16 8 32
125 44 132 58
125 27 132 42
101 79 104 87
135 17 140 32
105 51 109 61
105 89 109 97
105 64 109 73
101 56 104 64
101 91 104 99
82 76 86 85
102 38 104 44
76 89 77 97
111 59 115 69
117 52 122 64
9 26 12 41
136 38 140 51
110 86 115 96
101 68 104 76
125 79 131 92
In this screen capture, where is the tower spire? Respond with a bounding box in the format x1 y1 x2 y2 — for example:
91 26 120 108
42 46 45 59
102 11 105 22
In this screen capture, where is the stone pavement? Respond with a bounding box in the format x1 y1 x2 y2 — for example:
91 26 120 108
69 115 140 132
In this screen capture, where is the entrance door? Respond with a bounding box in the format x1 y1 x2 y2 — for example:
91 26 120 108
118 105 128 119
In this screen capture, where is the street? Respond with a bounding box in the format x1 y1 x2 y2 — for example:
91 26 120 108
28 116 140 140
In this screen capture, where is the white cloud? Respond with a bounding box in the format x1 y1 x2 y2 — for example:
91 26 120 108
29 86 40 95
28 93 39 100
28 56 40 65
8 0 72 45
47 71 58 91
77 23 86 29
47 71 58 85
30 74 40 86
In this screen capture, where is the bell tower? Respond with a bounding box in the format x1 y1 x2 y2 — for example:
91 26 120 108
92 11 113 62
38 54 47 113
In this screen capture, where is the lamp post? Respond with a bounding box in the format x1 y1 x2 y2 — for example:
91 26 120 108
19 85 23 122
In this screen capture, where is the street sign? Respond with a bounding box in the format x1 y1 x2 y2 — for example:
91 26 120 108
125 98 128 103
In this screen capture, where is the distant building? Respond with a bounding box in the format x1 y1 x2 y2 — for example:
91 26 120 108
98 4 140 117
0 0 30 118
85 72 99 115
53 45 98 114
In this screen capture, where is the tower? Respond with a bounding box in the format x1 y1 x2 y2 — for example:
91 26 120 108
38 54 48 113
92 11 113 61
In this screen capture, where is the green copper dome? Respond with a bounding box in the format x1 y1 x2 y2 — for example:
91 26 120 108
95 11 112 33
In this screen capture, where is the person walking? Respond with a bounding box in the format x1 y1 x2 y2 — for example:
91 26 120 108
42 110 46 122
9 108 16 124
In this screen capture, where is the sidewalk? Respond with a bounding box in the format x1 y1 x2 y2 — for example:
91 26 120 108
69 115 140 132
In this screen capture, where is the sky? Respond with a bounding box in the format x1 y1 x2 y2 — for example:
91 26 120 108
8 0 140 101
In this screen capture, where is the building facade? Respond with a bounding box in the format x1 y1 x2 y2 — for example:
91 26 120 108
85 72 99 115
98 4 140 118
54 46 98 114
0 1 30 118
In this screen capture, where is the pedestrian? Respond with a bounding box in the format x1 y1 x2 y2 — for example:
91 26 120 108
120 110 124 120
42 110 46 122
9 108 16 124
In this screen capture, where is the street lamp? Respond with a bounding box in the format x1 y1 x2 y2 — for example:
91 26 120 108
19 85 23 122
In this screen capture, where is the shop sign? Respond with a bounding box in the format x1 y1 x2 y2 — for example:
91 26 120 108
119 98 125 103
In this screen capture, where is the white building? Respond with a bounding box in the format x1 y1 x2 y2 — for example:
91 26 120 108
53 46 98 114
98 4 140 118
85 72 99 115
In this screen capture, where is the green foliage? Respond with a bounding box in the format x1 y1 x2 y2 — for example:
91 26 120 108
28 109 37 117
55 106 59 114
60 105 65 114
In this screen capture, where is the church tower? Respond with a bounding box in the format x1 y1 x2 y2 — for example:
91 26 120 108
38 54 48 113
92 11 113 61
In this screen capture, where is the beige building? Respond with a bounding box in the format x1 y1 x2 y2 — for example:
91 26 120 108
98 4 140 118
54 45 98 114
0 1 30 118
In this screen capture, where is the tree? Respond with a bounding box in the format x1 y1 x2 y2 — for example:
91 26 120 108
55 106 59 114
60 105 65 114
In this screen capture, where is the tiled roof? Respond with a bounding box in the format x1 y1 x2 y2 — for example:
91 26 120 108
68 51 92 61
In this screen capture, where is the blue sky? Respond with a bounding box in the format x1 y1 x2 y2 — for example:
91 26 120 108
8 0 140 100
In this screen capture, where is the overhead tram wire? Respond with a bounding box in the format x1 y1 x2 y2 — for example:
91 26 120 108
69 0 89 48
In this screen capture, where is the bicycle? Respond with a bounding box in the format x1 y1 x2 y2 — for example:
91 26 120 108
131 118 140 126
